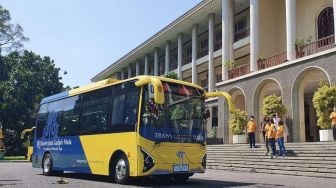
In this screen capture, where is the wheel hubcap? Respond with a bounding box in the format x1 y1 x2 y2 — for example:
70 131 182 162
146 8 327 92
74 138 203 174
115 159 126 180
43 157 50 173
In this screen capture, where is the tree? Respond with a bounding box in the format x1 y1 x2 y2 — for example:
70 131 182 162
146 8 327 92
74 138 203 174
312 82 336 129
262 95 287 118
0 51 65 154
0 5 29 53
165 72 178 79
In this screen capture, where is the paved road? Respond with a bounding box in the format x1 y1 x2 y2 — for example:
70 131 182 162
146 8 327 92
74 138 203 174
1 162 336 187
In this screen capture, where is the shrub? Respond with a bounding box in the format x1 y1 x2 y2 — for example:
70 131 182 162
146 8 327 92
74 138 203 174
312 82 336 129
262 94 287 118
229 109 248 135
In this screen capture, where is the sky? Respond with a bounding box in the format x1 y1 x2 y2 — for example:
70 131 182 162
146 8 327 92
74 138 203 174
0 0 201 87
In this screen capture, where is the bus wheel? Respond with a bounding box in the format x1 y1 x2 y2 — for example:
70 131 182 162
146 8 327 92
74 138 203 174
42 153 54 176
113 155 130 184
173 173 192 183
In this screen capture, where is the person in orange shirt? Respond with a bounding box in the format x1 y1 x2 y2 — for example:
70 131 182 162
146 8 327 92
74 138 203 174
246 116 257 148
276 120 286 157
268 120 277 159
263 118 271 155
330 106 336 141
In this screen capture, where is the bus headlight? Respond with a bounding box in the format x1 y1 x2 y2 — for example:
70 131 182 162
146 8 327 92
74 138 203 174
201 153 206 169
140 148 155 172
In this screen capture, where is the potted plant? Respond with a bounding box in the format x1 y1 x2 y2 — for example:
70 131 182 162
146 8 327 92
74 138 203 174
224 61 236 79
257 57 266 69
313 81 336 141
229 109 248 144
295 36 312 58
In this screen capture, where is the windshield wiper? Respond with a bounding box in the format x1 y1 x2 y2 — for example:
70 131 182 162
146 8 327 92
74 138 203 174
167 96 201 107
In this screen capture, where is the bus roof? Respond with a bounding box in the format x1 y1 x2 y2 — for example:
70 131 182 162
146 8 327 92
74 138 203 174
40 76 204 104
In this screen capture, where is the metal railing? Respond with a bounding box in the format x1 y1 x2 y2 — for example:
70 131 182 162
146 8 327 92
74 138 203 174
296 35 335 58
228 64 250 79
258 51 287 70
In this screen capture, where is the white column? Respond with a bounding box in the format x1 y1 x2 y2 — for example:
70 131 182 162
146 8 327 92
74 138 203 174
144 54 149 75
135 60 140 76
192 24 198 84
286 0 296 61
177 33 183 80
229 0 234 61
120 70 125 80
334 0 336 43
250 0 259 72
128 65 132 78
222 0 230 81
208 13 215 92
154 47 159 76
165 40 171 75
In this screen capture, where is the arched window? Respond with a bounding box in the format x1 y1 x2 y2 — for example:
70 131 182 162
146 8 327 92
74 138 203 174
318 7 334 39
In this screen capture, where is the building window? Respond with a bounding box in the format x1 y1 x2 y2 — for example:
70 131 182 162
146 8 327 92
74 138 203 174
318 7 334 39
212 106 218 128
234 18 247 42
200 79 208 89
216 74 222 83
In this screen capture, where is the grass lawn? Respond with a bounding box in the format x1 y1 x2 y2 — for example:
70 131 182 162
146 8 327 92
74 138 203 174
4 156 26 160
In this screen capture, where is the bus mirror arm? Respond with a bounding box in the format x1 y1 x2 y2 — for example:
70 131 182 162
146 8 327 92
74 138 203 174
204 92 235 113
135 77 165 105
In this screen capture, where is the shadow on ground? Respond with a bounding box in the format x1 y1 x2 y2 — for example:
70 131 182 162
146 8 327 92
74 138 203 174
38 173 258 187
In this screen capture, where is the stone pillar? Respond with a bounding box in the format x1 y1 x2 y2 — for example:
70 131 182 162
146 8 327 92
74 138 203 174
250 0 259 72
192 24 198 84
334 0 336 44
144 54 149 75
128 65 132 78
165 40 171 75
285 0 296 61
208 13 215 92
120 70 125 80
136 60 140 76
222 0 230 81
177 33 183 80
154 48 159 76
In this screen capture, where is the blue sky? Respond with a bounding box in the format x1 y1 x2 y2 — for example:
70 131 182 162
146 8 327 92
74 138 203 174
0 0 201 87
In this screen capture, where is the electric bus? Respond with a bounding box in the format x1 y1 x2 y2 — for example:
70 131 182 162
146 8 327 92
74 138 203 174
32 76 233 184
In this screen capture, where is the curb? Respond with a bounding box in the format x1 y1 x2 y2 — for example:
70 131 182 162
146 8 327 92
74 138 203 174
0 160 30 163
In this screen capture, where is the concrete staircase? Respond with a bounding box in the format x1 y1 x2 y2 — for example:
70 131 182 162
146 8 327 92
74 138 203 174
206 142 336 178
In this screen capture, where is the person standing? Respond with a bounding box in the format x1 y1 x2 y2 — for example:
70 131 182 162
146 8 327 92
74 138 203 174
263 118 271 155
0 124 5 151
272 113 281 128
247 116 257 148
276 120 286 157
268 120 277 159
330 106 336 141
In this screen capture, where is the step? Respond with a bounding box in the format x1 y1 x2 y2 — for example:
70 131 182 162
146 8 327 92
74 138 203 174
209 166 336 178
206 157 336 165
207 162 336 172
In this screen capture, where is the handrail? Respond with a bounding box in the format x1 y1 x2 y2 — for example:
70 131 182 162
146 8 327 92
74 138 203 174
204 91 235 113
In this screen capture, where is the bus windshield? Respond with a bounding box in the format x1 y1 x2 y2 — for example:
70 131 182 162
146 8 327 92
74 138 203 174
140 82 206 144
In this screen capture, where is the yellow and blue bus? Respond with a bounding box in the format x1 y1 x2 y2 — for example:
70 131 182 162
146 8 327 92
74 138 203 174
32 76 233 184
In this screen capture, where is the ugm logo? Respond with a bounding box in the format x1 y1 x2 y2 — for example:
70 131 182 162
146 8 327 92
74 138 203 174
43 111 59 139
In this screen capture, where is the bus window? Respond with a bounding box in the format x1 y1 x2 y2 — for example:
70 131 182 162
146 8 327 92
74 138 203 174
79 88 111 135
36 104 48 139
110 82 139 132
59 96 81 136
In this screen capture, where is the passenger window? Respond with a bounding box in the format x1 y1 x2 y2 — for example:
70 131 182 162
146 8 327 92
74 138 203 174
110 82 139 132
79 87 111 135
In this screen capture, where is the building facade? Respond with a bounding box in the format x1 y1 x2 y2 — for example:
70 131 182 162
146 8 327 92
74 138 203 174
92 0 336 143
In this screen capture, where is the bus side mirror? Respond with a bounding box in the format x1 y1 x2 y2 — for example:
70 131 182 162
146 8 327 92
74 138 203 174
135 77 165 104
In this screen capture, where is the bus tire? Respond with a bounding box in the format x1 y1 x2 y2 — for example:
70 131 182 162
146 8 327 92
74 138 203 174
113 154 130 184
42 153 54 176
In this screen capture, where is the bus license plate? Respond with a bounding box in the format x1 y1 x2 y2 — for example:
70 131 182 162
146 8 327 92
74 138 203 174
173 164 189 172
